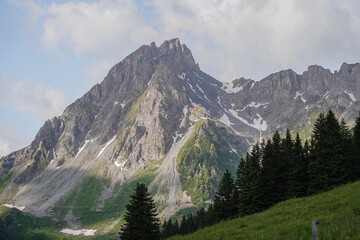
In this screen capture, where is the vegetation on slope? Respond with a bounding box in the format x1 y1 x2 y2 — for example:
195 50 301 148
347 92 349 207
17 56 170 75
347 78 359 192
169 180 360 240
176 120 240 205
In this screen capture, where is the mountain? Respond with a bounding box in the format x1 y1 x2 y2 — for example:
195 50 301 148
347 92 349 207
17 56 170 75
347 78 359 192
1 38 360 232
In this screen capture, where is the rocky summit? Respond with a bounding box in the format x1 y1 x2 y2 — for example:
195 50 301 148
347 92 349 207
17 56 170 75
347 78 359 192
1 38 360 230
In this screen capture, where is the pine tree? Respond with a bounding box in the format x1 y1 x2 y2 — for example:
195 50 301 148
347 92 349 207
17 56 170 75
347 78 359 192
213 170 238 221
259 131 285 209
352 112 360 181
236 143 261 216
119 183 160 240
292 133 308 197
325 110 346 186
308 111 347 194
280 129 294 198
340 118 352 182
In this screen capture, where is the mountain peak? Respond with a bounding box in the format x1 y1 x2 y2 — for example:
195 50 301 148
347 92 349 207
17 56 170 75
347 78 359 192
157 38 196 68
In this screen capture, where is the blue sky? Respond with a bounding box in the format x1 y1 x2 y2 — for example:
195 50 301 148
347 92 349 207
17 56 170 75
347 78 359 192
1 0 360 156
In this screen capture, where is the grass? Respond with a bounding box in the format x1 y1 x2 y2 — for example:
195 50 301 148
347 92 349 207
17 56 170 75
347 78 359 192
0 172 13 195
169 180 360 240
0 206 73 240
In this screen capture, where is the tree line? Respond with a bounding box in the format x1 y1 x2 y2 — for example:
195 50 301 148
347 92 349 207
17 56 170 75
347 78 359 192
120 110 360 240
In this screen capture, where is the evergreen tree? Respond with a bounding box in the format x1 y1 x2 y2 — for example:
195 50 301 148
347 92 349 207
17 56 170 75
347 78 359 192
259 131 284 209
236 143 261 216
280 129 294 198
340 118 352 182
214 170 238 221
325 110 347 186
352 112 360 181
119 183 160 240
179 216 187 235
292 133 308 197
308 111 346 194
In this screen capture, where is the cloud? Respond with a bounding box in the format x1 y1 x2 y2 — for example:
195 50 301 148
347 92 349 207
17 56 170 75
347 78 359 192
0 74 70 121
41 0 142 56
14 0 360 81
84 58 114 86
0 122 32 157
150 0 360 80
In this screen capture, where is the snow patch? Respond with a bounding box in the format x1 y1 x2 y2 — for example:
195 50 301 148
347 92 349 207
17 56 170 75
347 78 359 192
221 82 243 93
120 101 126 108
97 135 116 158
75 140 90 158
189 98 197 108
324 91 331 100
178 72 186 79
345 91 356 102
230 147 237 154
228 109 267 131
294 91 307 103
218 113 234 128
183 105 188 116
114 101 118 105
115 160 128 170
148 73 155 86
250 82 255 90
240 101 270 111
196 84 210 102
172 131 184 147
187 82 196 93
60 229 96 236
53 148 57 160
3 204 25 211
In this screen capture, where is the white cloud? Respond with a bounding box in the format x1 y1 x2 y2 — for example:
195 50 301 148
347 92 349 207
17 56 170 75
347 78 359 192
0 122 32 157
41 0 141 56
0 75 70 121
150 0 360 80
84 58 114 86
14 0 360 81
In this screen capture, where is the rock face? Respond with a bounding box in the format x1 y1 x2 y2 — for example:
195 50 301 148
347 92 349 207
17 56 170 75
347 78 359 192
0 38 360 228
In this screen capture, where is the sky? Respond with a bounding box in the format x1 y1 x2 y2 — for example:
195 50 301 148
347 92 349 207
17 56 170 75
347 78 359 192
1 0 360 156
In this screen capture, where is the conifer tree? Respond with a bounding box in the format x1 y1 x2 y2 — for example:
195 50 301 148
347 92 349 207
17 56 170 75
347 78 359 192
340 118 352 182
280 129 294 198
214 170 238 221
259 131 285 209
352 112 360 181
292 133 308 197
119 183 160 240
258 139 275 210
308 111 347 194
236 143 261 216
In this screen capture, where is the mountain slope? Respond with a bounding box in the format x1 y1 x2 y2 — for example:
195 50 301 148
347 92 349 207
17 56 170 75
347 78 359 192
0 38 360 235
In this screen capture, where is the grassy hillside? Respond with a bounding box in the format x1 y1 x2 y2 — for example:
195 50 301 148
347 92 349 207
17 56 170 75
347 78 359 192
170 181 360 240
2 181 360 239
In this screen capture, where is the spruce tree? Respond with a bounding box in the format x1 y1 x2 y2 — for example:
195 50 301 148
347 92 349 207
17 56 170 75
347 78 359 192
236 143 261 216
259 131 285 209
308 111 347 194
214 170 238 221
308 113 327 194
325 110 346 186
258 139 275 210
119 183 160 240
280 129 294 198
340 118 352 182
292 133 308 197
352 112 360 181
